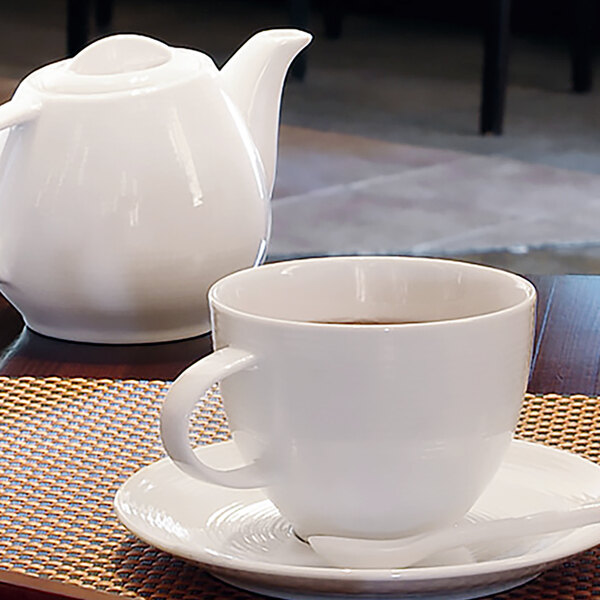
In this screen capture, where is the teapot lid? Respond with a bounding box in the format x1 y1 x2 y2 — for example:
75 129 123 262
28 34 212 95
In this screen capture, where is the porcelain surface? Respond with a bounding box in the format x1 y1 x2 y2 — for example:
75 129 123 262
161 257 536 538
115 439 600 600
0 31 311 343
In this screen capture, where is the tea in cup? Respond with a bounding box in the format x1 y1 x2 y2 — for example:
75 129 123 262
160 256 536 540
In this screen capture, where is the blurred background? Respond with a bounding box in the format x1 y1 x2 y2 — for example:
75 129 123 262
0 0 599 273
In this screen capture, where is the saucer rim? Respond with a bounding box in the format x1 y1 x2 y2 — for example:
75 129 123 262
114 439 600 583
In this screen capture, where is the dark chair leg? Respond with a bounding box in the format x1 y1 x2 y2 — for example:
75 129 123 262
480 0 511 135
570 0 595 93
67 0 92 56
289 0 310 80
95 0 114 35
322 0 344 39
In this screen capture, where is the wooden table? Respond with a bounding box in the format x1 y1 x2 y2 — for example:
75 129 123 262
0 274 597 395
1 273 600 600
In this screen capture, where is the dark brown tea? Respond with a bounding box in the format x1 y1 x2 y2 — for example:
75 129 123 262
308 318 432 325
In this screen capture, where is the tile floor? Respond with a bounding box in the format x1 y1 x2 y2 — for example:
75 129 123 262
274 128 600 252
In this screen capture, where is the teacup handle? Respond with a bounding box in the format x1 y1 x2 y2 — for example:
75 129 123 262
160 347 266 489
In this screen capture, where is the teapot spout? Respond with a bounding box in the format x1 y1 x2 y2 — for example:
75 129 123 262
220 29 312 196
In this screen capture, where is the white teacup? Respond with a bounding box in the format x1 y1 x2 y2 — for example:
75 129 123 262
160 256 536 540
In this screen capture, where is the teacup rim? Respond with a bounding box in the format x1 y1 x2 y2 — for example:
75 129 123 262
208 256 537 329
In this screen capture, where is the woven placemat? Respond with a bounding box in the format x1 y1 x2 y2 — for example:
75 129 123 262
0 377 599 600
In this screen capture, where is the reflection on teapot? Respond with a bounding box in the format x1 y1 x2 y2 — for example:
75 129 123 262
0 30 311 343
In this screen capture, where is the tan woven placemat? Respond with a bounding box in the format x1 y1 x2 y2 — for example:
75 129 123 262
0 377 599 600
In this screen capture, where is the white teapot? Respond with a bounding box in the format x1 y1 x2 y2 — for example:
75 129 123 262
0 30 311 343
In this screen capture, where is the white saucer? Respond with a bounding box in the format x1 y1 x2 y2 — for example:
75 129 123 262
115 440 600 600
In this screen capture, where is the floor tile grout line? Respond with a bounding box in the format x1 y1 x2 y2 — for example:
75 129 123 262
273 155 471 206
407 214 543 254
273 148 600 209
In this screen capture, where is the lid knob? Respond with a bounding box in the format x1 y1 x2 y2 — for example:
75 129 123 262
69 34 171 75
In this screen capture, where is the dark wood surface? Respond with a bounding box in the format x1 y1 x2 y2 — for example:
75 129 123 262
528 275 600 395
2 273 600 600
0 274 598 395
